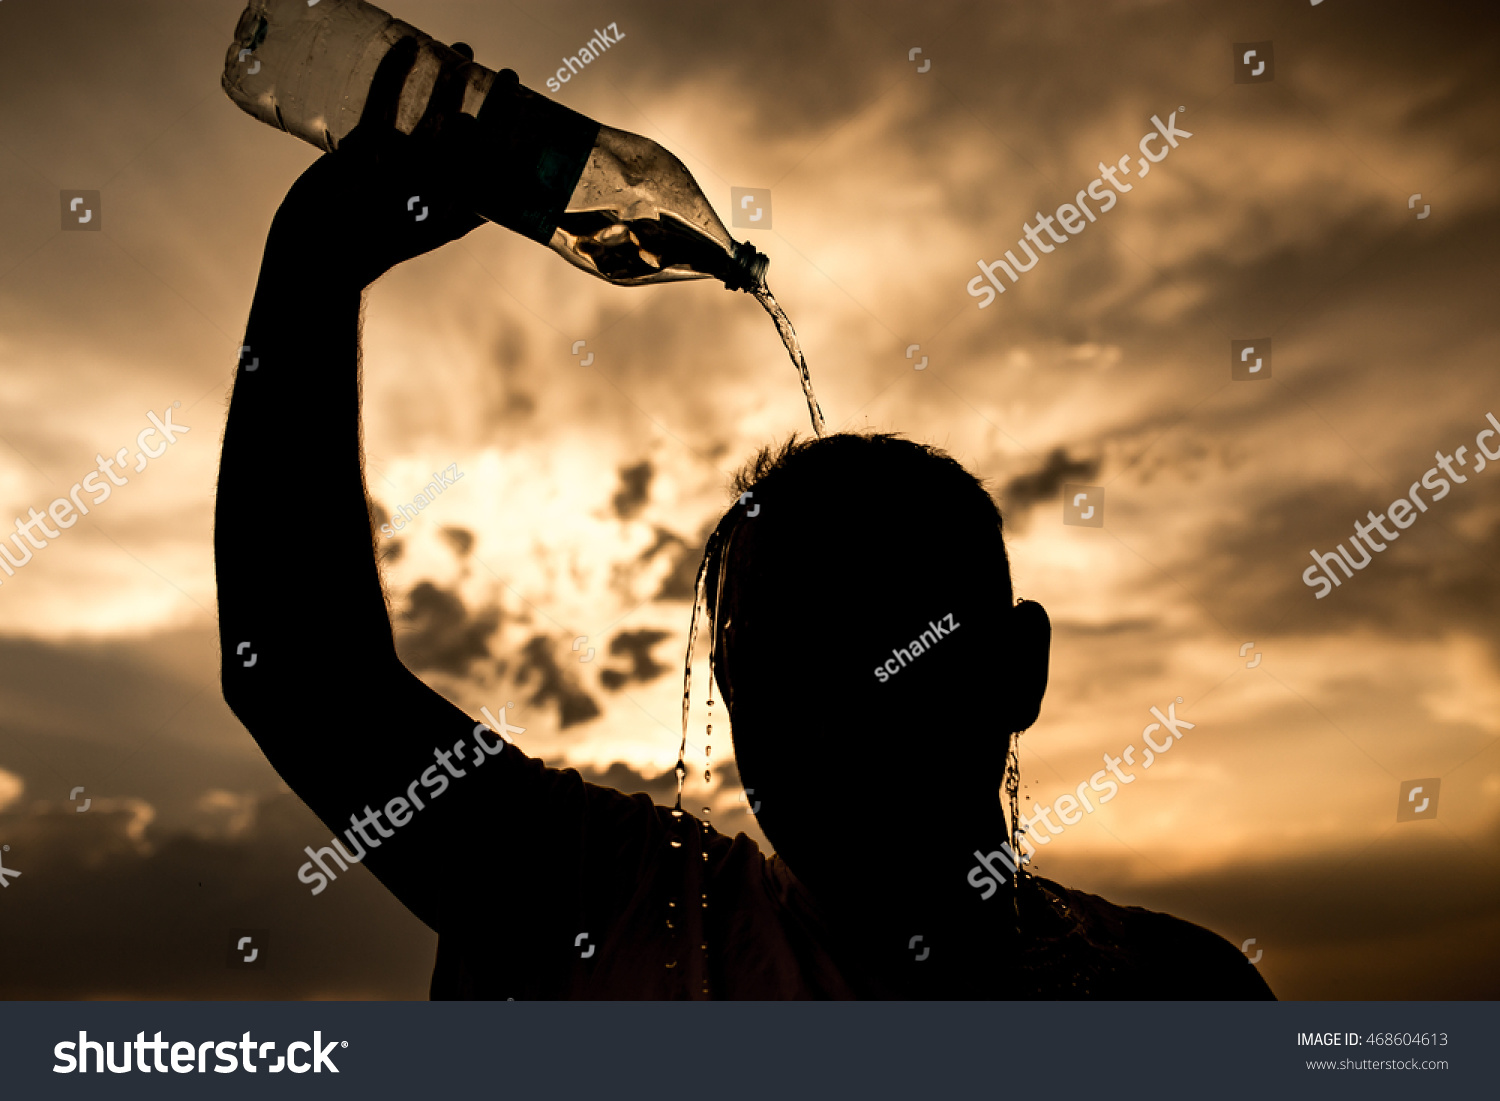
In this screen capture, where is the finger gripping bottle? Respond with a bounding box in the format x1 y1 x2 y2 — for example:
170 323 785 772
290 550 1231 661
223 0 768 291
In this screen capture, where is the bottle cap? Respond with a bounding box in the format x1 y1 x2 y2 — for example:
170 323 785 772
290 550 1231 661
723 240 769 293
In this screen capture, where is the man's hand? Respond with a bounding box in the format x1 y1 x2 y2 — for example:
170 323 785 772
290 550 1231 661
263 39 486 291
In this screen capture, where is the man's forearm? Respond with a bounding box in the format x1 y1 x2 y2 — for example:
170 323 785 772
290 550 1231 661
216 243 395 718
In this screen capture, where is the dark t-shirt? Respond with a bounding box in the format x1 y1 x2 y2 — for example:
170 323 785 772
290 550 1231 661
425 744 1275 1000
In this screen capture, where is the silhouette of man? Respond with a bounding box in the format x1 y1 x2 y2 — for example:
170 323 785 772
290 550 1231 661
216 79 1272 1000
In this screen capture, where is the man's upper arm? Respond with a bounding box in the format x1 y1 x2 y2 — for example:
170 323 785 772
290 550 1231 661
224 654 486 929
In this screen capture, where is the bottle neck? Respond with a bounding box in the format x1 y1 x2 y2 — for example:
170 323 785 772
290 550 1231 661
721 239 769 293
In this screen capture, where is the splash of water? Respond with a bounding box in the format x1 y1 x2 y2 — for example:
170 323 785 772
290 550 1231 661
675 535 719 816
1004 734 1024 938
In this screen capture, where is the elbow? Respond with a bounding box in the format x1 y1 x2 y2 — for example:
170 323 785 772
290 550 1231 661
220 642 406 725
219 637 287 728
220 660 267 730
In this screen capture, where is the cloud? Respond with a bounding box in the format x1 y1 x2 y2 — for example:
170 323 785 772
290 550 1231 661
1001 447 1101 515
3 774 1494 999
577 761 678 804
650 521 714 602
611 460 654 520
0 768 23 813
394 581 501 675
1035 813 1500 1000
0 794 433 999
439 526 475 556
600 629 673 690
195 789 259 840
514 635 602 728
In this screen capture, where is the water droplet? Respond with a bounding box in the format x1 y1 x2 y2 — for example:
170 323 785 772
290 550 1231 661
704 770 712 783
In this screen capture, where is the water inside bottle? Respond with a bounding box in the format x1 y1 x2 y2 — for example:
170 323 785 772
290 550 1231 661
554 209 731 285
554 210 827 437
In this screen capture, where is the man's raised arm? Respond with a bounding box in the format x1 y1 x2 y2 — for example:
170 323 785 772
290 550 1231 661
215 108 485 928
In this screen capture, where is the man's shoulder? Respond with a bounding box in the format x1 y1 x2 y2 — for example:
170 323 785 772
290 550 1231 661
1026 877 1276 1000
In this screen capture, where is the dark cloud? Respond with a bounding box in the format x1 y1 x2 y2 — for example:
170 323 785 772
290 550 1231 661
599 629 673 690
1001 448 1100 513
576 761 678 804
651 520 714 602
0 795 433 999
514 635 602 728
1053 617 1159 638
1033 814 1500 1000
440 525 475 556
0 630 269 836
483 319 536 422
394 581 501 675
3 783 1493 999
1186 478 1500 645
612 459 654 520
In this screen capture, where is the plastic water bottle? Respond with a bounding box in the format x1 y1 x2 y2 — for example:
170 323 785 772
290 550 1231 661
222 0 767 291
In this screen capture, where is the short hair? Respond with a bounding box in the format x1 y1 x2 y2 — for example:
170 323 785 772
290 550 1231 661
705 432 1014 727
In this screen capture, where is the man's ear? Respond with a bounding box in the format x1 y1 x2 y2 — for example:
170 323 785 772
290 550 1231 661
1004 599 1050 732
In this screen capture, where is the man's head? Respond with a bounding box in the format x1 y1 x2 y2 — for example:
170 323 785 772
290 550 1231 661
705 432 1049 899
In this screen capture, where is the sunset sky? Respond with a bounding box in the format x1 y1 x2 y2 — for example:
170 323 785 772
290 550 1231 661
1 0 1498 999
